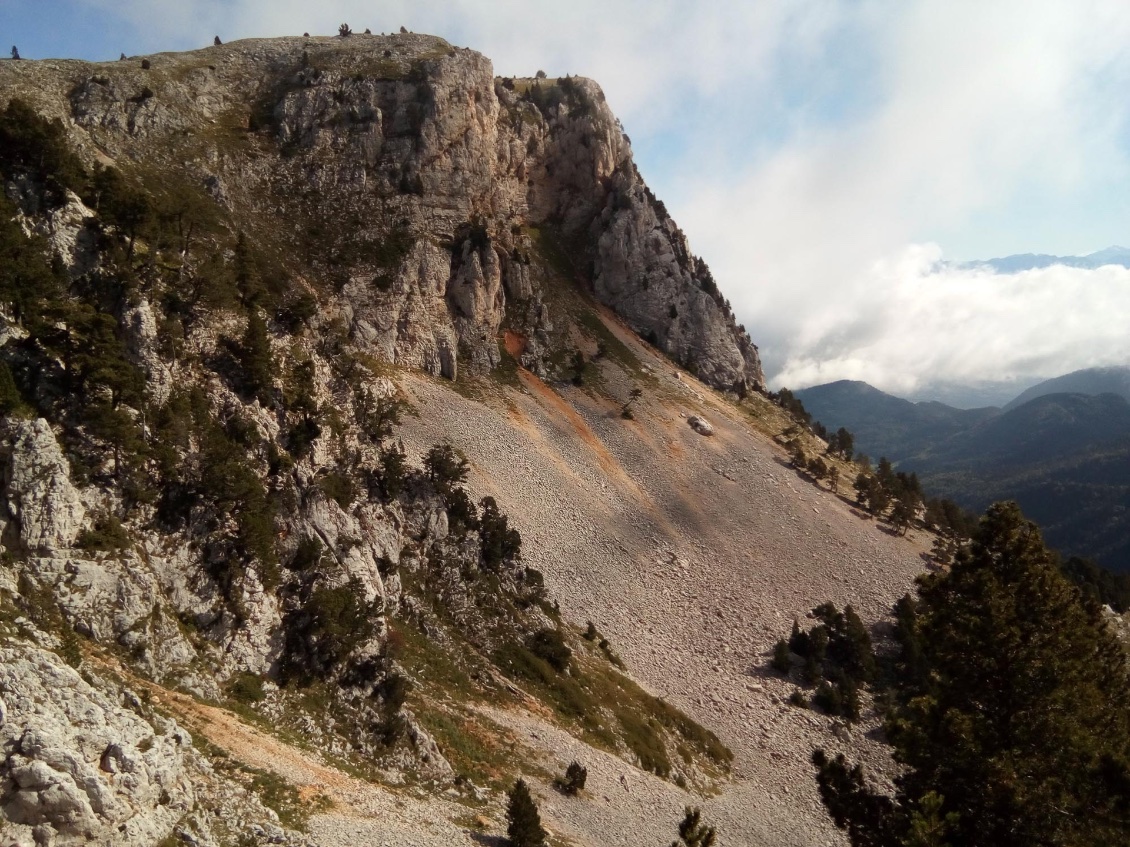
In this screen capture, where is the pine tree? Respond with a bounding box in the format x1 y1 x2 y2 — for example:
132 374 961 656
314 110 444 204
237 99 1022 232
240 310 274 405
814 501 1130 847
672 807 716 847
424 443 469 493
506 779 547 847
889 489 917 535
0 359 25 416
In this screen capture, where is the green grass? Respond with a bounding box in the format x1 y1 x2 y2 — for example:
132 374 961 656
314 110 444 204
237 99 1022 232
493 641 732 781
396 621 480 703
574 307 648 381
411 705 532 793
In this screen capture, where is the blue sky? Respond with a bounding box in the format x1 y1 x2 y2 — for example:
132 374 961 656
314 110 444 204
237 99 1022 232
4 0 1130 399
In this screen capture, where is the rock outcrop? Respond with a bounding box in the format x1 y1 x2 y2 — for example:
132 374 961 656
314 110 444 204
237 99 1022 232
2 420 85 553
0 643 192 846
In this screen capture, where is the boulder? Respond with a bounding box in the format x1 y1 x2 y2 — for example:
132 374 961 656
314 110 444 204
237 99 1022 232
688 415 715 436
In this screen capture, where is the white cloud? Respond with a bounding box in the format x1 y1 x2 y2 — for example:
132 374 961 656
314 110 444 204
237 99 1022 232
672 1 1130 390
772 246 1130 396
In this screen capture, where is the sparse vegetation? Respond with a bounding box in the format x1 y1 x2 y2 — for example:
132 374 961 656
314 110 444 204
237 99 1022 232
777 603 874 722
672 807 717 847
556 760 587 795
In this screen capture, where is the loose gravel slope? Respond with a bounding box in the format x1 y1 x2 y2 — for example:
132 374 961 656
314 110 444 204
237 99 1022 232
389 311 929 847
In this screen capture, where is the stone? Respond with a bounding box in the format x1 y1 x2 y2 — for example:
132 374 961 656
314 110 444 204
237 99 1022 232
2 419 86 552
688 416 715 436
26 35 761 393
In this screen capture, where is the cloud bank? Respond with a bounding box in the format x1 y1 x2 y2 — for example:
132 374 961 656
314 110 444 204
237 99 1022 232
771 247 1130 398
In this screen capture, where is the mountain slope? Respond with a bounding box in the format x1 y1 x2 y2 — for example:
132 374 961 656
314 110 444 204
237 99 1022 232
795 379 998 462
0 35 927 847
1004 366 1130 410
799 379 1130 571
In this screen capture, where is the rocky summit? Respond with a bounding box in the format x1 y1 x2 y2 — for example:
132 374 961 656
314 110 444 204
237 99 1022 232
0 33 925 847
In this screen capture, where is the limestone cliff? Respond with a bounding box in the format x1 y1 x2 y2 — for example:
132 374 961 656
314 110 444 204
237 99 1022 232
0 33 762 392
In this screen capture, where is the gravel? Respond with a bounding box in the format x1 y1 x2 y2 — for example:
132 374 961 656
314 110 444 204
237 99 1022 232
378 328 928 847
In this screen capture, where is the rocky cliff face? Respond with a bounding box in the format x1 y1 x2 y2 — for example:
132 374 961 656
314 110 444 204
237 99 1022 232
0 35 869 847
1 33 762 392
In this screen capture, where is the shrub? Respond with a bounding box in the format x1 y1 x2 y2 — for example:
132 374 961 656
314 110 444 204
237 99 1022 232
277 291 316 334
378 443 407 499
375 672 410 712
444 487 478 534
357 394 401 444
338 23 352 37
280 578 376 683
318 470 356 509
771 638 792 674
289 535 323 572
285 415 321 459
616 707 670 776
621 387 643 419
570 350 586 386
674 807 717 847
0 360 27 416
528 628 571 672
479 496 521 570
76 516 131 553
228 672 266 703
424 443 469 493
557 760 587 795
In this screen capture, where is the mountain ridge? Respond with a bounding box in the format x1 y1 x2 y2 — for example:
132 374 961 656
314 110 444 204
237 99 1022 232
796 378 1130 571
956 244 1130 273
1004 365 1130 410
0 34 926 847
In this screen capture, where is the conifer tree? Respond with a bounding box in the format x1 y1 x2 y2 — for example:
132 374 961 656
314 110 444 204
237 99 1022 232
240 310 274 405
0 360 21 415
506 779 547 847
814 501 1130 847
672 807 716 847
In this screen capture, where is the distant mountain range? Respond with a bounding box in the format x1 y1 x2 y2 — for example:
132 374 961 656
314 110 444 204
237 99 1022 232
796 367 1130 572
1004 366 1130 410
956 245 1130 273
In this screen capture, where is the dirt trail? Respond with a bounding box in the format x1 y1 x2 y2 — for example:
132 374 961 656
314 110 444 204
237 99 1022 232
86 652 505 846
88 653 358 800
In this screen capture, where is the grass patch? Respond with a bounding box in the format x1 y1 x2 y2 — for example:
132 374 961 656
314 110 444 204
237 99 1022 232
493 341 523 389
249 769 314 830
493 643 731 781
574 307 647 380
396 621 480 704
412 706 523 792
